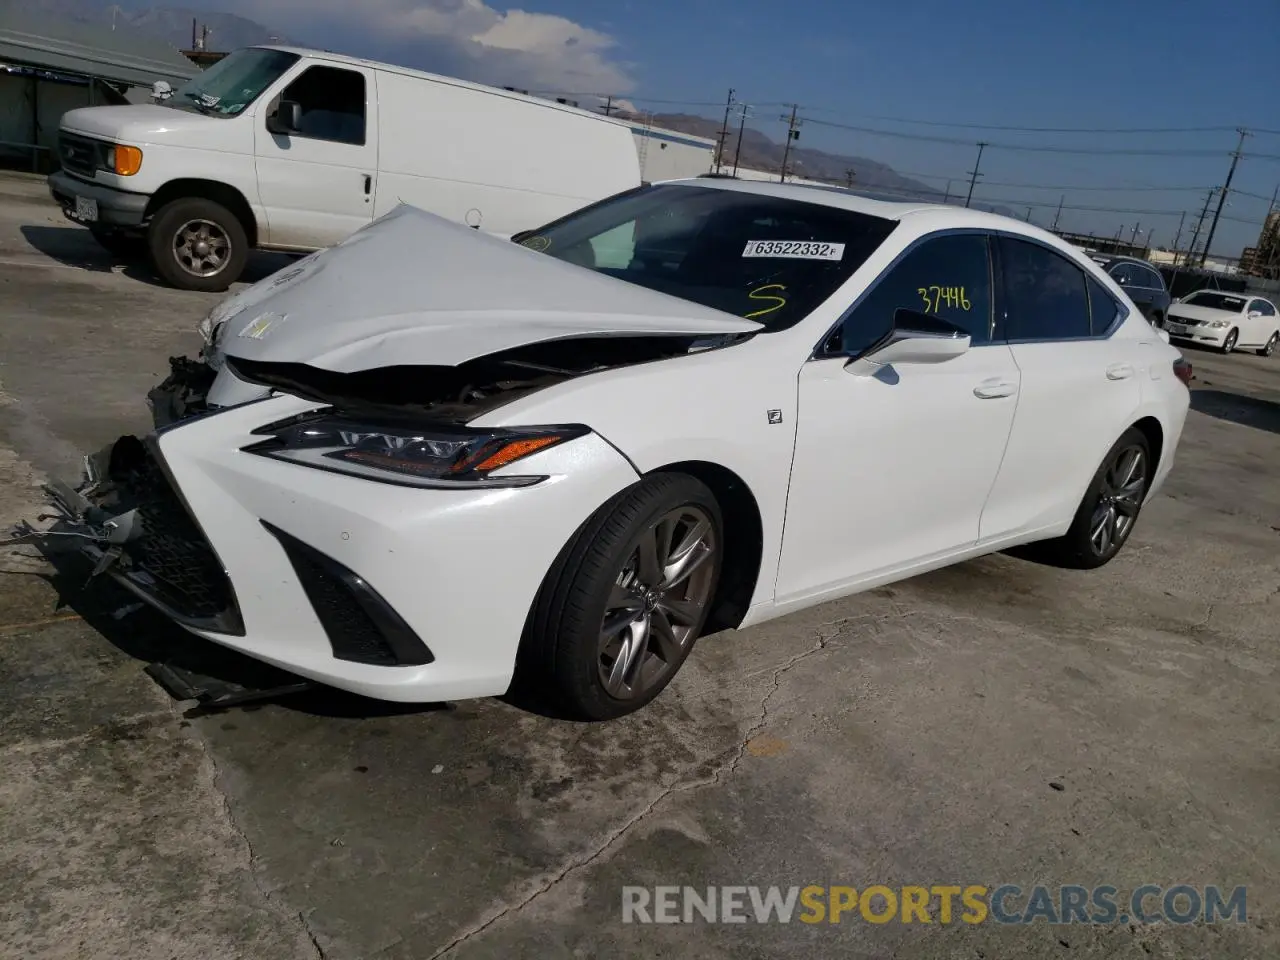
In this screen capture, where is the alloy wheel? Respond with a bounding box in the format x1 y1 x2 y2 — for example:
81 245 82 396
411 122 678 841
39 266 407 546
173 218 231 278
1089 445 1146 557
1223 330 1238 354
1264 333 1278 357
597 505 718 700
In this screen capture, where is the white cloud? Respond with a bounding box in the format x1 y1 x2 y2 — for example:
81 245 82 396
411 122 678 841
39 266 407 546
226 0 634 95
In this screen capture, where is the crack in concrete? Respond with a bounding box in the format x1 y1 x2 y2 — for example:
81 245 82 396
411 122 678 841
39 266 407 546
176 707 328 960
421 617 864 960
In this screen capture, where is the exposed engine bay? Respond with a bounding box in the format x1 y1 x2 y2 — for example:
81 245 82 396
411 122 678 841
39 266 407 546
149 331 750 429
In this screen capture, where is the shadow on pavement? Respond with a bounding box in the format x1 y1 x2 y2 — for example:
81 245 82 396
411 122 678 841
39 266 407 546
1191 389 1280 435
19 224 298 288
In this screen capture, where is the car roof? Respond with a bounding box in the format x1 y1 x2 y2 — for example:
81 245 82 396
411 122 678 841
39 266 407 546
660 177 1076 238
1091 254 1157 268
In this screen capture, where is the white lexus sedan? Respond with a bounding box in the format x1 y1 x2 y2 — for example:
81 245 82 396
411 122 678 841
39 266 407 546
1165 290 1280 355
21 180 1191 720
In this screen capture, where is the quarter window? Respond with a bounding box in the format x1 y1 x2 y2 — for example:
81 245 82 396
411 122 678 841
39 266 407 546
834 234 993 356
273 66 367 145
1087 276 1121 335
999 237 1091 340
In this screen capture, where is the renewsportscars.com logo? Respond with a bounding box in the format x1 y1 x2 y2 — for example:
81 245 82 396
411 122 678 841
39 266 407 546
621 884 1248 926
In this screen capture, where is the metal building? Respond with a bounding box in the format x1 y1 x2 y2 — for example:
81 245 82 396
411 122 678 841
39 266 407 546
0 2 198 170
626 120 716 181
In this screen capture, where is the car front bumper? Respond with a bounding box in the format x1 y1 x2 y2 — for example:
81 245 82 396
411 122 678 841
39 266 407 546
29 395 641 703
48 169 150 228
1164 319 1230 346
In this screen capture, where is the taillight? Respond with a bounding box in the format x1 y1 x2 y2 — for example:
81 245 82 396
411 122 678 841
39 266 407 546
1173 357 1193 386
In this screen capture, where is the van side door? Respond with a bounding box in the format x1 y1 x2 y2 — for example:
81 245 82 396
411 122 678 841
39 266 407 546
254 62 378 249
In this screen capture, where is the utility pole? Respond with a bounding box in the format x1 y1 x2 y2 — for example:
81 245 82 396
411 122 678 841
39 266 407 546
844 168 855 189
601 96 614 117
1051 194 1064 232
1186 186 1217 268
1025 207 1033 222
1200 127 1250 267
942 179 953 204
730 104 751 177
713 88 735 173
778 104 801 182
1170 211 1186 265
1129 222 1142 246
964 141 987 208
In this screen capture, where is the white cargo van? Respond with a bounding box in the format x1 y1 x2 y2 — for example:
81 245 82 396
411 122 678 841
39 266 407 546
47 46 643 291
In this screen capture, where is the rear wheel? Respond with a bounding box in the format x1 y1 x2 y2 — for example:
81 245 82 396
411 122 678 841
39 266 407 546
147 197 248 292
518 473 723 720
1258 332 1278 357
1021 428 1151 570
1221 328 1239 354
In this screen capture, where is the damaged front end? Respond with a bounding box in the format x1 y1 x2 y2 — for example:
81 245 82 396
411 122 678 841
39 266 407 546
148 355 218 428
6 435 242 635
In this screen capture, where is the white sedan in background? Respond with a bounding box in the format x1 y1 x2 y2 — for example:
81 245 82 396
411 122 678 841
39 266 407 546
1165 290 1280 355
21 179 1191 720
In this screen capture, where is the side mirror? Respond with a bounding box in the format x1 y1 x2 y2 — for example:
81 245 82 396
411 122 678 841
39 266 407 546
1171 296 1182 304
1248 310 1262 319
151 80 173 101
845 309 971 377
267 100 302 135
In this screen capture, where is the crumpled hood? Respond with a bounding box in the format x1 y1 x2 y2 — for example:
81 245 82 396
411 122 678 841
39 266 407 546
1166 303 1241 325
211 205 761 373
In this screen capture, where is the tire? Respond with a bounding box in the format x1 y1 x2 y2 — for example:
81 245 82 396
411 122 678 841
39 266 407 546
147 197 248 292
517 473 724 720
1022 428 1152 570
1259 332 1279 357
89 226 146 260
1220 328 1238 354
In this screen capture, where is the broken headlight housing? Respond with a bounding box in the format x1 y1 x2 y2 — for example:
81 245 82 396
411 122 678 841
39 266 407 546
243 411 587 488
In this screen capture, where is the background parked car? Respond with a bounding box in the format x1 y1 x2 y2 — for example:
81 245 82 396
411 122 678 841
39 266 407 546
1166 291 1280 355
1091 255 1171 327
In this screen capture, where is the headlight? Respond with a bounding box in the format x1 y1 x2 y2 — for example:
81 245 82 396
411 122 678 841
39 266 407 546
1209 320 1228 329
243 412 587 488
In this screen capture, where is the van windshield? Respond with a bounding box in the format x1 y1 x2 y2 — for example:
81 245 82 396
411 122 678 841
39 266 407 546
166 48 300 118
518 184 897 332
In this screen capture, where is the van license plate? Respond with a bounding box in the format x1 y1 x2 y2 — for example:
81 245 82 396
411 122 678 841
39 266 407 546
73 196 98 222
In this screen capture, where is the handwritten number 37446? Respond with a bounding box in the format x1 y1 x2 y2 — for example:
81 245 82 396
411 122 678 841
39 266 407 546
917 286 971 313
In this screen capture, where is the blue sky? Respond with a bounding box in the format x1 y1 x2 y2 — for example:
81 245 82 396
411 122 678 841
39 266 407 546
223 0 1279 256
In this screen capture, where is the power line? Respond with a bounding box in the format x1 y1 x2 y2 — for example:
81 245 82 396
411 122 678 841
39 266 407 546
797 110 1244 135
798 118 1237 157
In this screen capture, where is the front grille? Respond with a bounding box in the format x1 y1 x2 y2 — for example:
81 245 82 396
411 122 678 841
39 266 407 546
110 444 239 627
264 523 433 667
59 132 101 178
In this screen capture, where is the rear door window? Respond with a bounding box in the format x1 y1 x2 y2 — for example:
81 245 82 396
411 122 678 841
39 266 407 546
998 237 1091 340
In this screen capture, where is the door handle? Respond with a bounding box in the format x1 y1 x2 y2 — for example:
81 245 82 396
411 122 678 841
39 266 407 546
362 174 372 195
1106 363 1135 380
973 379 1017 399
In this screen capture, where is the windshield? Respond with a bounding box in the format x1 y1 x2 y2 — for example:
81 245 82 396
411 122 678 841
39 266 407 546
519 184 897 331
166 48 300 117
1185 291 1246 312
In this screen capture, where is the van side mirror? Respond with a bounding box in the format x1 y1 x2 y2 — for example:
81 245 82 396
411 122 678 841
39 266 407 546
845 308 971 377
267 100 302 135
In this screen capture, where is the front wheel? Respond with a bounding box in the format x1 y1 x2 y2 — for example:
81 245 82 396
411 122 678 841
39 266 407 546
1220 328 1239 354
1021 428 1151 570
1258 332 1279 357
517 473 723 720
147 197 248 292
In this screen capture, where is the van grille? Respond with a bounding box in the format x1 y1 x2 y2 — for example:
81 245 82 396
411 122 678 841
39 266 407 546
59 132 101 178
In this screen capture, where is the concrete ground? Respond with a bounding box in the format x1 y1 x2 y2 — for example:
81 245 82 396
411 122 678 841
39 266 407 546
0 172 1276 959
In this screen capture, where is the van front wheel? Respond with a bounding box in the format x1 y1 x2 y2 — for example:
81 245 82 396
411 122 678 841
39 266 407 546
148 197 247 292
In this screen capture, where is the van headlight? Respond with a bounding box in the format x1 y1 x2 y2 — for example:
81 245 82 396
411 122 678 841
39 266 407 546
243 412 587 488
